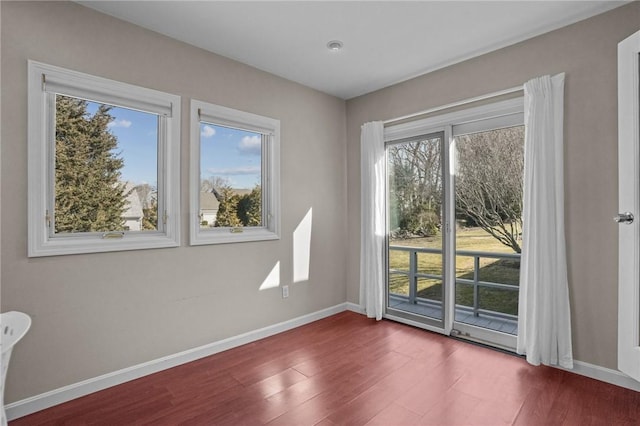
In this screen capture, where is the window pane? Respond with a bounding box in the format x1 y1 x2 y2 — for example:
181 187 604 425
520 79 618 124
388 273 409 297
54 95 159 234
387 135 444 322
199 123 263 229
454 125 524 332
454 125 523 254
388 137 443 243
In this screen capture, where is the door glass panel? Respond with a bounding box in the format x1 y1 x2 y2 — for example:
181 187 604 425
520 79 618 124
454 125 524 335
387 134 444 322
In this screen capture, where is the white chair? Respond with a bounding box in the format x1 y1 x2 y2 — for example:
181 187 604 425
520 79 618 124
1 312 31 426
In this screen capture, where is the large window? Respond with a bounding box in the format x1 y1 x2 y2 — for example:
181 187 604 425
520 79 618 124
28 61 181 257
189 100 280 245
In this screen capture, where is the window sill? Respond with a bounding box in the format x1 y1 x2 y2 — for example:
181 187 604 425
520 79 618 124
189 227 279 246
28 233 180 257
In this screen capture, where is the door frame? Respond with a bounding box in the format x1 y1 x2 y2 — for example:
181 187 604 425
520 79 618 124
383 98 523 349
384 129 452 334
618 29 640 381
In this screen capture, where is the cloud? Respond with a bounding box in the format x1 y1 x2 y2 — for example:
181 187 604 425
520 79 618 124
206 166 260 176
201 125 216 138
238 135 261 155
108 119 132 128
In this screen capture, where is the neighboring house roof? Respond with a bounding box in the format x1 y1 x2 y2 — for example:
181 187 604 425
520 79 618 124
123 182 143 219
210 187 253 202
200 192 220 210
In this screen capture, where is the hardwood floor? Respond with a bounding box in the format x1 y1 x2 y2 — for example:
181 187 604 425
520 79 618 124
11 311 640 425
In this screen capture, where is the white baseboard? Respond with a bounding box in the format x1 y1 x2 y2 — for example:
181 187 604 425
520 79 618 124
345 301 365 314
9 303 637 420
6 302 350 421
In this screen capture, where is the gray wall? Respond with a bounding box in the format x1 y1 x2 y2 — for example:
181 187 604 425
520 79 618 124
2 0 639 407
1 2 347 402
346 2 639 370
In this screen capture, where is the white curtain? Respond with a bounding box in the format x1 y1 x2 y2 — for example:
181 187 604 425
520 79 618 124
517 73 573 368
360 121 385 320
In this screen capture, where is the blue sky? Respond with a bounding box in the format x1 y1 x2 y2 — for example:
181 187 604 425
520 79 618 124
84 101 262 189
199 123 262 189
86 101 158 186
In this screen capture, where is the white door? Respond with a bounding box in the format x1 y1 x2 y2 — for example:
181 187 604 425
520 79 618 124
618 30 640 382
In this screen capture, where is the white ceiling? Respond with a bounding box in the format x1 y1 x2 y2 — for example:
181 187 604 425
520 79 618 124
78 1 626 100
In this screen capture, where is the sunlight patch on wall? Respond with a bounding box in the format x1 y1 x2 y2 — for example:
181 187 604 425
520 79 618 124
259 261 280 290
293 208 313 283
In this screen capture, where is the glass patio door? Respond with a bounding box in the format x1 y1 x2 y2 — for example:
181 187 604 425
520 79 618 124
386 132 448 330
452 124 524 349
384 98 524 350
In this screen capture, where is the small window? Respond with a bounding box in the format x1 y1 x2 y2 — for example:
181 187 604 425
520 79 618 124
28 61 181 256
190 100 280 245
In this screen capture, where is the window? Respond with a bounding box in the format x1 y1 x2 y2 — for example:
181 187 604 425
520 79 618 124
28 61 181 257
190 100 280 245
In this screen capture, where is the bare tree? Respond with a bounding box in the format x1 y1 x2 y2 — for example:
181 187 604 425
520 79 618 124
455 126 524 253
200 176 230 193
134 183 155 208
134 183 158 230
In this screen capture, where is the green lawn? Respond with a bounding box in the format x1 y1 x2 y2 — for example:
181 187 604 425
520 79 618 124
389 227 520 316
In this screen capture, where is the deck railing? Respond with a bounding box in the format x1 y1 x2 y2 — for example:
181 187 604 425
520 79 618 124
388 245 520 321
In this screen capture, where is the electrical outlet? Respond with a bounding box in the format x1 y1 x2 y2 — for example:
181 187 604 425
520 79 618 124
282 285 289 298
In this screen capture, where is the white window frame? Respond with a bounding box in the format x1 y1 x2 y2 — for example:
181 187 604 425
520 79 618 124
384 97 524 142
27 61 181 257
189 100 280 245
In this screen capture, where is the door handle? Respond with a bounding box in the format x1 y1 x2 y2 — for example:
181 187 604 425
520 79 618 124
614 212 634 224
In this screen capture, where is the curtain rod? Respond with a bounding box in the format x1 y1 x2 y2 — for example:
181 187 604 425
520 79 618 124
383 84 524 126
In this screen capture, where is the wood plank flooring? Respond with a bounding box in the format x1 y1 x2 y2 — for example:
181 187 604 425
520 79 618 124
10 311 640 425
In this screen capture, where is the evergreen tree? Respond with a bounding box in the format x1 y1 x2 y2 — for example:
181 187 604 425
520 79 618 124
214 186 241 227
142 199 158 230
54 95 126 233
237 185 262 226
